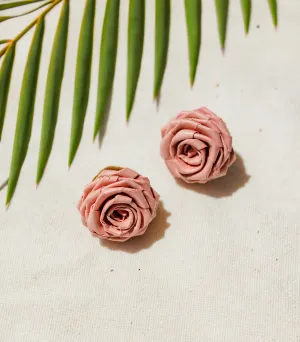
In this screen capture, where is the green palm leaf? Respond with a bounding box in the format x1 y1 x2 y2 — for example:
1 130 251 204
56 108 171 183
6 18 44 206
184 0 201 86
36 0 69 184
0 43 15 141
0 0 52 24
268 0 277 27
0 17 11 23
69 0 95 166
154 0 170 97
93 0 120 141
0 0 279 205
0 40 11 45
240 0 251 34
0 1 61 59
215 0 229 50
0 0 46 10
126 0 145 120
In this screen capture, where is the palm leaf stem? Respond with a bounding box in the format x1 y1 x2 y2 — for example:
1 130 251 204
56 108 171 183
0 0 54 24
0 0 62 58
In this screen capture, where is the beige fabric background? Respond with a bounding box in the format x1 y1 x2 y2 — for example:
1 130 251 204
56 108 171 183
1 1 300 341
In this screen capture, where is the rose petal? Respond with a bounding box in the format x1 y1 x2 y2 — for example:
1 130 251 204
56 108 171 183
100 195 133 229
100 168 139 180
104 178 144 191
143 191 159 214
107 206 135 230
177 109 209 121
161 129 175 160
93 187 124 211
92 175 120 192
81 179 98 200
176 139 207 166
87 209 105 236
78 168 159 241
121 188 150 209
135 176 153 194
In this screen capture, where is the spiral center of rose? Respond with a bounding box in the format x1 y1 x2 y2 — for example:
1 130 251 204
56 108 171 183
111 209 128 222
175 139 209 168
104 204 136 232
183 144 197 158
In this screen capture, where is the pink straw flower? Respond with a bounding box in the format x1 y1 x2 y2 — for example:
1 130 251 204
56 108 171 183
77 167 159 242
161 107 236 183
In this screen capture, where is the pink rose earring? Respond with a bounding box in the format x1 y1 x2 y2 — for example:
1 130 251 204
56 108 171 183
160 107 236 183
77 167 159 242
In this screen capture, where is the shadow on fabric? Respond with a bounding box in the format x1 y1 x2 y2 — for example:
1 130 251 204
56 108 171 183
0 178 8 192
176 153 250 198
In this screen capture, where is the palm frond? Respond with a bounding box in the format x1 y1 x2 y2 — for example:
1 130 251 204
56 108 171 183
240 0 251 34
94 0 120 141
0 0 52 24
215 0 229 50
184 0 201 86
0 40 11 45
268 0 277 27
0 1 278 205
6 18 44 206
36 0 69 184
0 1 62 59
126 0 145 121
0 42 15 141
69 0 95 167
154 0 170 98
0 0 47 11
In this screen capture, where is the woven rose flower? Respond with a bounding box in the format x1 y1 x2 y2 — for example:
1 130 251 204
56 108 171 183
161 107 236 183
77 167 159 242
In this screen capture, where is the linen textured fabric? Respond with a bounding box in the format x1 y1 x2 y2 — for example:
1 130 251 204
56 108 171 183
0 1 299 341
